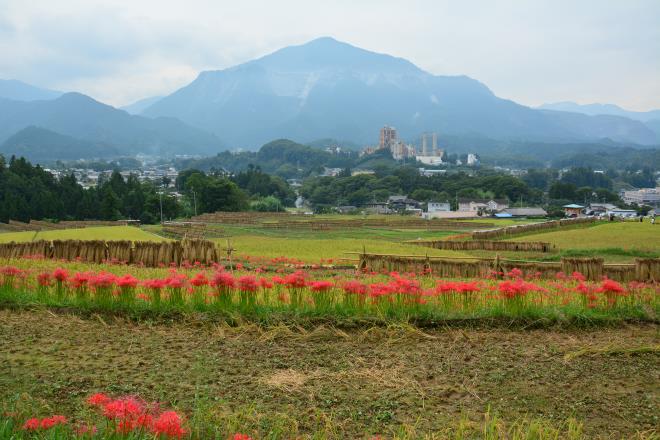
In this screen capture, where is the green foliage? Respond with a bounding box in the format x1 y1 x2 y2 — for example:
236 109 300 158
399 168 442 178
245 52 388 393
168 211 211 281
560 167 613 190
183 172 248 214
250 196 285 212
177 139 357 179
300 169 539 208
0 156 179 224
232 165 295 206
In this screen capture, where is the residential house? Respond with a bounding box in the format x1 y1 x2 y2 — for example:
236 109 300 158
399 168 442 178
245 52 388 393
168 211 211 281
388 195 420 211
365 200 390 215
336 206 359 214
427 201 451 213
587 203 618 216
606 209 637 218
563 204 584 217
458 198 509 213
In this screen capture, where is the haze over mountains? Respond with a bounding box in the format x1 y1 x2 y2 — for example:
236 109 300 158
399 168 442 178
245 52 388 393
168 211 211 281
0 79 63 102
539 102 660 123
0 93 223 158
142 37 658 147
1 37 659 162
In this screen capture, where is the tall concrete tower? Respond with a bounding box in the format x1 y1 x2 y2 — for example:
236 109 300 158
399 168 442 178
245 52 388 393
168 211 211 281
432 132 438 155
379 126 397 149
421 133 428 156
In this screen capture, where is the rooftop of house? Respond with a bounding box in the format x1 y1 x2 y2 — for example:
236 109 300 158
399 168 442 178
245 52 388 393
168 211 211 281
458 198 508 205
503 207 548 216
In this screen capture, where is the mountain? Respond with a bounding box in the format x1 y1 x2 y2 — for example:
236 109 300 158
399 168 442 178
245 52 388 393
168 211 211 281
539 101 660 122
0 93 224 158
143 37 658 148
0 126 119 161
644 119 660 138
121 95 163 115
0 79 63 101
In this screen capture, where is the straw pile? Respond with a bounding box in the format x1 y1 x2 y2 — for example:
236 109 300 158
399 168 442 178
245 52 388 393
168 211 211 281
106 241 132 263
408 240 554 252
498 260 562 278
602 264 636 282
181 239 218 264
472 217 596 240
0 240 50 258
635 258 660 282
561 258 604 281
357 253 655 281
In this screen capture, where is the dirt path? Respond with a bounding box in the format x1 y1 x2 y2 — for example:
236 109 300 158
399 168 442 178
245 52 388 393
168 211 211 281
1 310 658 437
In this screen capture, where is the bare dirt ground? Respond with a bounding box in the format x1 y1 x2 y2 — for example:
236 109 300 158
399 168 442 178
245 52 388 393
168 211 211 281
1 310 658 438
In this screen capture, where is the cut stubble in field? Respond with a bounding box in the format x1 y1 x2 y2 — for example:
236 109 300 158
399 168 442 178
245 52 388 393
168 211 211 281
0 310 657 438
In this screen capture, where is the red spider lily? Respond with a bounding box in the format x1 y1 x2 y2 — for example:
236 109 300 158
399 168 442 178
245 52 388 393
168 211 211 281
190 272 209 287
116 274 139 289
143 278 166 289
166 274 187 289
598 279 625 294
555 271 567 280
87 392 111 407
152 410 186 438
52 267 69 282
89 272 117 289
390 277 422 296
22 418 40 431
309 280 334 292
40 415 67 429
436 281 481 294
233 434 254 440
37 272 53 287
572 271 586 282
342 280 368 295
103 397 144 420
22 415 67 431
368 282 395 298
238 275 258 292
211 272 236 289
284 270 307 289
70 272 92 289
506 268 523 279
498 279 543 299
258 278 273 289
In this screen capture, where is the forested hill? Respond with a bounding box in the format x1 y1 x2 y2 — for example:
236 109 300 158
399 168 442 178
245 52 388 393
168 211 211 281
176 139 360 178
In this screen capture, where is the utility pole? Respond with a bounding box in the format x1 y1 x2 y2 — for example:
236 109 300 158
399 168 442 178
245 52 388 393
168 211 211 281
192 190 197 216
159 191 163 224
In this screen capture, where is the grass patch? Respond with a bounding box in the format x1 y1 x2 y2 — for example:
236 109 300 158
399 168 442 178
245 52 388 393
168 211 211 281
509 222 660 251
0 226 166 243
218 234 470 262
533 247 660 262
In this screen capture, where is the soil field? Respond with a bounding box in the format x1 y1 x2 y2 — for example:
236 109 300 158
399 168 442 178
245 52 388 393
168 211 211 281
1 310 657 438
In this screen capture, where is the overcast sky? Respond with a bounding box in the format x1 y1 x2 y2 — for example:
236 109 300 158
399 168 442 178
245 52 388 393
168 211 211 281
1 0 658 110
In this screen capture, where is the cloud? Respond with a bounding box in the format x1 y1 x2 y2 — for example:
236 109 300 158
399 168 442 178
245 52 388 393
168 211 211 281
1 0 659 110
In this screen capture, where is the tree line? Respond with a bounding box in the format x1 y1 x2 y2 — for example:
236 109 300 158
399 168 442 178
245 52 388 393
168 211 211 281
0 156 295 224
0 154 645 224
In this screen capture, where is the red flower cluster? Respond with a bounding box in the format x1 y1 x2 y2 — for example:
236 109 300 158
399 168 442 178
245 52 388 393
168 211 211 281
22 415 67 431
87 392 186 438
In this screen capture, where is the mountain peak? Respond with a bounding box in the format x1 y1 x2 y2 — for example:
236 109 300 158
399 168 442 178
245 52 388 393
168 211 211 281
0 79 63 102
245 36 423 75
